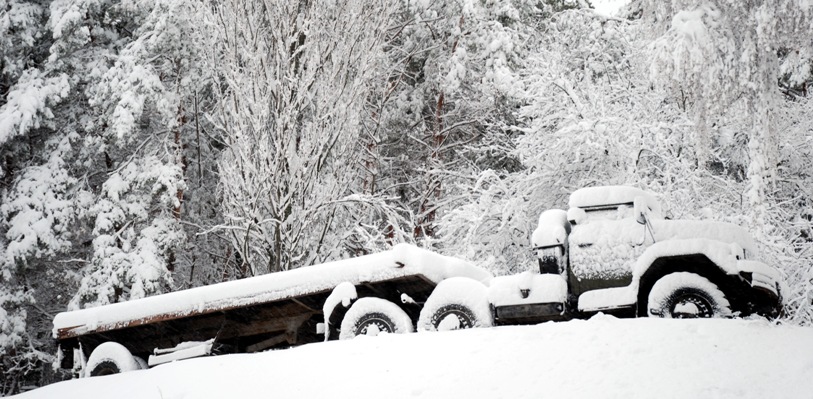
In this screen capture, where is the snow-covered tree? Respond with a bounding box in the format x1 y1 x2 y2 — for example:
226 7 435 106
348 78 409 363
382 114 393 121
642 0 813 322
209 0 407 273
362 0 537 246
0 0 222 391
69 0 216 306
439 6 654 273
0 0 48 103
645 0 813 227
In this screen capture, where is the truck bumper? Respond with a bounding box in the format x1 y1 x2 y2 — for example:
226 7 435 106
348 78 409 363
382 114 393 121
736 260 784 317
737 260 782 295
493 302 568 325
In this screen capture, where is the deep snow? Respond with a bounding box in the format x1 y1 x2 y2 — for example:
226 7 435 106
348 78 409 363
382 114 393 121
18 316 813 399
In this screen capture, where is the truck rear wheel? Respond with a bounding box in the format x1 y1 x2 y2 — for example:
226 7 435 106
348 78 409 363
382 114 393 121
86 342 141 377
339 297 414 339
647 272 731 318
418 277 492 331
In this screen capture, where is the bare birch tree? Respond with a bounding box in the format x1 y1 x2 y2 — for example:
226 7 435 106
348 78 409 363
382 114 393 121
209 0 402 274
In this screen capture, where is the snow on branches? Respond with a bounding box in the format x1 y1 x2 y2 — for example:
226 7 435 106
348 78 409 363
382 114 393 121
646 0 813 231
1 135 76 273
71 157 185 309
0 70 70 150
211 0 400 273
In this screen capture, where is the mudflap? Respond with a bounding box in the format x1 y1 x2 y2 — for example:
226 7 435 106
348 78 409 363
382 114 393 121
57 338 77 370
578 305 637 319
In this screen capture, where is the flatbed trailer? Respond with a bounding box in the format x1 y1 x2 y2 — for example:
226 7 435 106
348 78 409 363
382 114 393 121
54 244 492 373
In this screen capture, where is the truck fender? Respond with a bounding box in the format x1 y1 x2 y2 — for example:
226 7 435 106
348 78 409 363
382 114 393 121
631 238 743 316
632 238 742 279
322 282 358 340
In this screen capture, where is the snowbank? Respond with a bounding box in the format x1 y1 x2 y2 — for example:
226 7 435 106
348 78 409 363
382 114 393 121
20 317 813 399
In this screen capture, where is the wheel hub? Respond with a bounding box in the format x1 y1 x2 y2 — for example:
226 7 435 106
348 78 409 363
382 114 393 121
432 304 476 330
671 294 713 318
355 313 395 336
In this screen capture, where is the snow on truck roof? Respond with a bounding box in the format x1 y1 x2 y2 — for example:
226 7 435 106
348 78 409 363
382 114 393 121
53 244 492 340
569 186 661 213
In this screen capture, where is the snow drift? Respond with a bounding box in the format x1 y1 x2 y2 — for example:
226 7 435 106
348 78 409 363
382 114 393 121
18 316 813 399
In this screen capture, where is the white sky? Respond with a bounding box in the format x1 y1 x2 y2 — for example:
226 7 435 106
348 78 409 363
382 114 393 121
591 0 632 16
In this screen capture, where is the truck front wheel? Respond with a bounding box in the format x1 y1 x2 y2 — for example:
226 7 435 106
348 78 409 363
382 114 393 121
647 272 731 318
85 342 141 377
418 277 493 331
339 297 414 339
422 303 480 331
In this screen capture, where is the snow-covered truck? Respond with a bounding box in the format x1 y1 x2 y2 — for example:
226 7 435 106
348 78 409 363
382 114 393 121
526 186 783 320
53 186 783 377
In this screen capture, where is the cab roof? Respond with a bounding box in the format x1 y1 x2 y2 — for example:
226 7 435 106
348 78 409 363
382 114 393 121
569 186 661 214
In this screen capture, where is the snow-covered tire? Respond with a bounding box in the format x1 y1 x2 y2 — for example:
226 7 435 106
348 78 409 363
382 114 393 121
647 272 732 318
86 342 141 377
418 277 493 332
339 297 414 340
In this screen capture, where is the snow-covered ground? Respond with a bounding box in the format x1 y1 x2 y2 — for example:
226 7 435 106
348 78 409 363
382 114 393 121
17 316 813 399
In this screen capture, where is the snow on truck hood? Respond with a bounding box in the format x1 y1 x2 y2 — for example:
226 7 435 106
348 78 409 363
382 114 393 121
650 219 757 255
568 186 756 253
569 212 757 256
52 244 493 339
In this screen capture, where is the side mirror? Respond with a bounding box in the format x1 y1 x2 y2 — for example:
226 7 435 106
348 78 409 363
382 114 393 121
633 196 648 225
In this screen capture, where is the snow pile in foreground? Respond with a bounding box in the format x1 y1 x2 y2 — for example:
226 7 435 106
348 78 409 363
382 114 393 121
18 316 813 399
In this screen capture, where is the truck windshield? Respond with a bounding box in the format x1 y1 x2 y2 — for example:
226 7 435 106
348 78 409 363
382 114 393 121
582 203 634 222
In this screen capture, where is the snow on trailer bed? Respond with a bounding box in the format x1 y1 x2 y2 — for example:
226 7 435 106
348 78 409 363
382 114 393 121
53 244 492 340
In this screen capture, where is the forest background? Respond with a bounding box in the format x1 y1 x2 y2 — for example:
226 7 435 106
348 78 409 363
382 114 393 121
1 0 812 394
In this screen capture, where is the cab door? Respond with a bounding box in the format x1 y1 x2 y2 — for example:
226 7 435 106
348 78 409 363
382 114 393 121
566 204 649 297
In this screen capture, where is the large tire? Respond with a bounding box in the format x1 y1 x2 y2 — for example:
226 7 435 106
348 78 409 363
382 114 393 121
339 297 414 340
418 277 493 332
647 272 732 318
86 342 141 377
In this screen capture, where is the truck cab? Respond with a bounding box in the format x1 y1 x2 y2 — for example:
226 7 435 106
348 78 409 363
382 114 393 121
531 186 782 319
